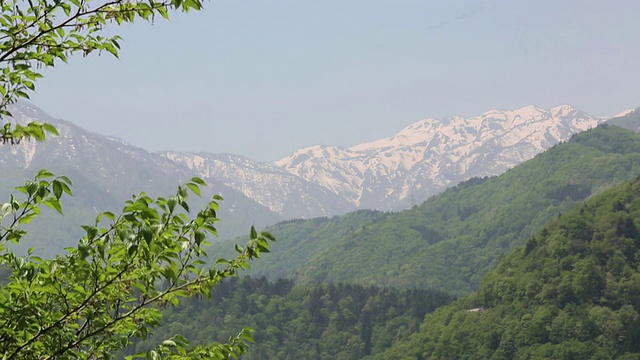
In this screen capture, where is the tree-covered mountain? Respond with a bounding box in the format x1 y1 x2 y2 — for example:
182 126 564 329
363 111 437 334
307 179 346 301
381 175 640 359
127 277 453 360
223 121 640 296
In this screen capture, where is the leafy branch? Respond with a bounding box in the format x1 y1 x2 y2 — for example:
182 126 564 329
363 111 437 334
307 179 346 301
0 0 204 144
0 175 275 359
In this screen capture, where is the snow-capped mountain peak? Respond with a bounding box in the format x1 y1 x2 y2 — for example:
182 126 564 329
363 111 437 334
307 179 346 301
275 105 606 210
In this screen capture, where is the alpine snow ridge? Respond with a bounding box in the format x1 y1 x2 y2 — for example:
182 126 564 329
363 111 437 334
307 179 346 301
2 102 619 252
159 152 356 219
167 105 607 214
275 105 605 210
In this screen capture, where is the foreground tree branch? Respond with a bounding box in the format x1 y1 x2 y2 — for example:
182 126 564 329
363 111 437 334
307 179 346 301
0 0 202 144
0 1 277 359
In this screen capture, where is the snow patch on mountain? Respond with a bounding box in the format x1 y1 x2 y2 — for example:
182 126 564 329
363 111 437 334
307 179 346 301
161 151 356 218
275 105 605 210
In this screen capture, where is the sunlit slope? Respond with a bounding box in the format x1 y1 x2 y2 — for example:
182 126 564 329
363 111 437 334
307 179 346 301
382 175 640 359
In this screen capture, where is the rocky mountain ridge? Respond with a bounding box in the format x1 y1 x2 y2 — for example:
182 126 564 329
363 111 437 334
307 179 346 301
3 102 627 221
167 104 609 214
159 151 356 219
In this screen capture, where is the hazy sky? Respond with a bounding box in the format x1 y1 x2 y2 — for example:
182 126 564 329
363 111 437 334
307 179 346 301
29 0 640 162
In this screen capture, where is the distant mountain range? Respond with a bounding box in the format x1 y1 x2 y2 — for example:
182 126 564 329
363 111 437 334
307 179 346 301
166 104 617 214
220 115 640 296
0 102 636 256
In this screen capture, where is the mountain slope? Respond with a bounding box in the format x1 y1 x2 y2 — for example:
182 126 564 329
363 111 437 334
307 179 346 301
0 103 282 256
230 121 640 296
382 176 640 359
128 277 454 360
160 152 356 219
276 105 604 211
609 107 640 132
161 105 607 217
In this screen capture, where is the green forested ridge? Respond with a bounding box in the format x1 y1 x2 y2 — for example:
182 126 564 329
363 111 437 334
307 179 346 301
220 210 389 281
381 175 640 360
221 123 640 296
128 276 454 360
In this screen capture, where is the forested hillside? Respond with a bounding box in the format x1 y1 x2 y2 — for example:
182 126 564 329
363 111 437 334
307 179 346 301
382 175 640 359
221 123 640 296
127 277 454 360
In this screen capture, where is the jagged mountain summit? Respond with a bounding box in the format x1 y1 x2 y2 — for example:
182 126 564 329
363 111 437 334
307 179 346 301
275 105 605 210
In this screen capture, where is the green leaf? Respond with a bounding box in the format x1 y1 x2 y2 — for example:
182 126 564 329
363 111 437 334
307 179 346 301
42 123 59 136
186 182 201 196
191 177 206 186
141 227 153 245
52 180 63 199
17 211 38 225
162 340 177 347
81 225 98 239
36 169 54 179
146 350 160 360
96 211 115 224
43 198 63 214
239 329 255 343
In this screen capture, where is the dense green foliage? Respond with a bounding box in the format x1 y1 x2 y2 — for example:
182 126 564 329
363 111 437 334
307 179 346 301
225 123 640 296
130 276 453 360
381 176 640 359
1 171 275 359
218 210 387 281
0 0 284 359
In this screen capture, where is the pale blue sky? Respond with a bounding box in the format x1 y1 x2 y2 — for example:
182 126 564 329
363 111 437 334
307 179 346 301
30 0 640 162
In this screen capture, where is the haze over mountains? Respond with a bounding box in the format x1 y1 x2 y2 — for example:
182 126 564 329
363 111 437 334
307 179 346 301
165 104 608 215
0 103 282 254
0 102 633 255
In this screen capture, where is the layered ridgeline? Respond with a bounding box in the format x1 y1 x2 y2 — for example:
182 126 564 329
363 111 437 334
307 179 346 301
0 103 282 256
127 277 454 360
223 121 640 296
158 152 357 219
276 105 603 211
381 176 640 359
610 108 640 131
165 105 605 215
